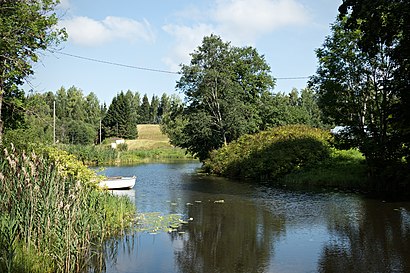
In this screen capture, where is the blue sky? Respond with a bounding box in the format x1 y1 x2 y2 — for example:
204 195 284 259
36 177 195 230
25 0 342 104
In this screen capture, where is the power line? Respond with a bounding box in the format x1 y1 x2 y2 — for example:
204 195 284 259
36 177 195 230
55 52 180 75
55 51 310 80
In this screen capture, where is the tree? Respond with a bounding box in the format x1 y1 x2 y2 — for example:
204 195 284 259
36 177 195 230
139 94 150 124
102 92 137 140
158 93 171 122
1 85 25 131
125 90 140 127
311 14 404 181
174 35 275 160
338 0 410 168
0 0 66 145
160 95 188 147
259 89 322 129
149 95 160 124
84 92 101 128
66 86 86 121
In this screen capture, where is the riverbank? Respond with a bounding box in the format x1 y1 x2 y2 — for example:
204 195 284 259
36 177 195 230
0 146 136 273
204 125 370 193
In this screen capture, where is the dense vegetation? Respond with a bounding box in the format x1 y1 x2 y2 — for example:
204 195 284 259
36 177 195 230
0 145 135 273
0 0 66 145
310 0 410 190
0 0 409 270
204 125 332 180
204 125 369 191
161 35 322 161
3 85 177 149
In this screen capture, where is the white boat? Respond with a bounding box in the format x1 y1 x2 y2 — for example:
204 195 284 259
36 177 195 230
99 176 136 190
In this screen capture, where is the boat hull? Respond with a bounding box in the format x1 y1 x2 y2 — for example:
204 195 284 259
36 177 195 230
99 176 136 190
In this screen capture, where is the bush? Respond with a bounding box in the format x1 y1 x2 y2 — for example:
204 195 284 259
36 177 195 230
204 125 332 181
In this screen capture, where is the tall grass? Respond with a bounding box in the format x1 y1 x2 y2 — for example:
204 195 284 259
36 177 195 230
279 148 368 191
0 145 135 273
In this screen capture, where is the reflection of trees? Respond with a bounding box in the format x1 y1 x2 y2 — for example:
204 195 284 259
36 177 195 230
173 200 285 273
319 200 410 273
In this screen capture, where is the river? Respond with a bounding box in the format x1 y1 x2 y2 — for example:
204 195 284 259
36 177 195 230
98 161 410 273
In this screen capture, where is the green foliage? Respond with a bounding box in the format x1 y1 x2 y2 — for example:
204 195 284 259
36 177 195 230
337 0 410 187
174 35 276 161
117 143 128 151
2 85 25 131
139 94 151 124
60 144 118 165
102 91 138 139
0 146 135 273
0 0 67 145
204 125 332 181
312 5 410 188
160 95 188 147
260 88 323 129
279 148 368 190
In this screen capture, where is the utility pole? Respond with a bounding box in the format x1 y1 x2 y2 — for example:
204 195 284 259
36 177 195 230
99 119 102 144
53 100 56 144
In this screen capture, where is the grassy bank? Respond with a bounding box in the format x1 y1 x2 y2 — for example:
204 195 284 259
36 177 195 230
64 125 194 165
278 148 368 191
0 146 135 273
204 125 369 191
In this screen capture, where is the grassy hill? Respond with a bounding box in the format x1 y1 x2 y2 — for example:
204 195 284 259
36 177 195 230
119 124 194 162
126 125 171 150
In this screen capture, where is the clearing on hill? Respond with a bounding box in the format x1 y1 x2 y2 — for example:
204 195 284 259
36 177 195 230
126 125 171 150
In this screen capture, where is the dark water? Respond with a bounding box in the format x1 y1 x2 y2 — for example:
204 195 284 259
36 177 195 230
99 162 410 273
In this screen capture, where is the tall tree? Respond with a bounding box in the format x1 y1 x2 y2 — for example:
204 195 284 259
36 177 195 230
84 92 101 128
125 90 139 127
175 35 275 160
149 95 160 124
139 94 150 124
102 92 137 139
66 86 86 121
338 0 410 167
311 15 403 176
0 0 66 145
158 93 171 122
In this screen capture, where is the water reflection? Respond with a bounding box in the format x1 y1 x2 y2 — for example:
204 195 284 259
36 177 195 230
173 199 285 273
99 163 410 273
319 200 410 273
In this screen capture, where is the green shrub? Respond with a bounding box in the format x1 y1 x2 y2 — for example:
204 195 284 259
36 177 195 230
117 143 128 151
204 125 332 181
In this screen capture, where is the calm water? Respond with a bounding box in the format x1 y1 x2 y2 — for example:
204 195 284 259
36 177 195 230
99 162 410 273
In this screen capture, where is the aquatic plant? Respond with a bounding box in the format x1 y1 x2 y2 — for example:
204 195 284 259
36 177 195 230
0 145 135 273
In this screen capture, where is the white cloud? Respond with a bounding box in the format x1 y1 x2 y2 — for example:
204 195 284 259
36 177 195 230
214 0 311 42
162 0 311 71
162 23 215 70
60 16 155 46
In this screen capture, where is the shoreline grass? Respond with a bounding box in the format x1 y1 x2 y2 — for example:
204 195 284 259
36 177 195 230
278 148 368 191
0 146 135 273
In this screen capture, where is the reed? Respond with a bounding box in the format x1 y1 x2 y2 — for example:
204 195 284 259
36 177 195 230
0 145 135 273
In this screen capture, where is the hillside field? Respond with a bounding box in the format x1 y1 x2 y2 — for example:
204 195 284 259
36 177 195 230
126 125 172 150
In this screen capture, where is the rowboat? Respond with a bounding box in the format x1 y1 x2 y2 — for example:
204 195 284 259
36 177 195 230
99 176 136 190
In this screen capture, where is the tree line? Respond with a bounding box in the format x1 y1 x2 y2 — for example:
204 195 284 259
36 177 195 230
3 86 178 146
